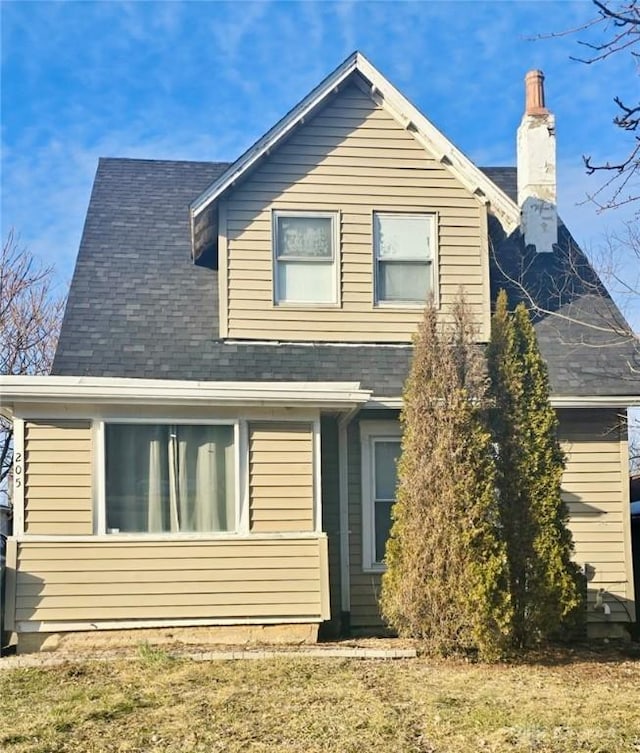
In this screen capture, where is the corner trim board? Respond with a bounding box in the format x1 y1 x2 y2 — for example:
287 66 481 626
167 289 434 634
218 199 229 338
3 538 17 632
12 418 24 537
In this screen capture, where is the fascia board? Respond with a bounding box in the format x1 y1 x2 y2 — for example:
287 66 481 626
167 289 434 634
0 376 371 409
190 51 520 234
550 395 640 408
366 395 640 410
355 55 519 232
190 51 359 217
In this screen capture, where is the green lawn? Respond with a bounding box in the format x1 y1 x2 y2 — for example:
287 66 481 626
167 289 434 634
2 647 639 752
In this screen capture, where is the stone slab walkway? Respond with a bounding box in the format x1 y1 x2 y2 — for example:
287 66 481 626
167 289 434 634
0 643 418 670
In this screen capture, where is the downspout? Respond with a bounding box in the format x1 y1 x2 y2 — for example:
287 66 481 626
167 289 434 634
338 406 360 634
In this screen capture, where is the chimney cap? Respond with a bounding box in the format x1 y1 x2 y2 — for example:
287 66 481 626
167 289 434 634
525 69 549 116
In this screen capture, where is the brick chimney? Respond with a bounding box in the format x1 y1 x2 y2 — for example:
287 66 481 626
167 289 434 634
517 70 557 253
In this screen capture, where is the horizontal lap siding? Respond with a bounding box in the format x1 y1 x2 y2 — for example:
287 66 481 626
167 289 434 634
15 539 324 623
249 423 314 532
226 84 487 342
559 409 633 617
347 409 634 630
24 421 93 535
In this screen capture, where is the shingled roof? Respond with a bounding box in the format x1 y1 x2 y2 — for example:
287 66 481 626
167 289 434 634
52 158 639 397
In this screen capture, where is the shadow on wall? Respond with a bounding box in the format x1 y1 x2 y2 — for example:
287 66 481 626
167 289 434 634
2 559 47 652
582 559 637 639
560 490 607 517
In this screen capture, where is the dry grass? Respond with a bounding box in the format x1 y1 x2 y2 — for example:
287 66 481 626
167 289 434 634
1 645 639 753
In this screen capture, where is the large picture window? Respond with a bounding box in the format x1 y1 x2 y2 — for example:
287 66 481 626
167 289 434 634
273 211 339 304
104 423 236 534
360 421 402 570
373 212 434 304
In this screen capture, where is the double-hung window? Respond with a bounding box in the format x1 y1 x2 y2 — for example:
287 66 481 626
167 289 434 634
104 422 236 534
273 211 339 305
373 212 435 305
361 421 402 571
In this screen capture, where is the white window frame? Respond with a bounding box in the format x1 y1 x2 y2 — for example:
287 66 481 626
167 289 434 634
96 418 241 537
360 420 402 572
272 210 340 306
372 211 437 307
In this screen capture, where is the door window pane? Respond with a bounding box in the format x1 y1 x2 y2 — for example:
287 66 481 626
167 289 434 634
375 500 394 563
374 440 401 499
373 439 401 563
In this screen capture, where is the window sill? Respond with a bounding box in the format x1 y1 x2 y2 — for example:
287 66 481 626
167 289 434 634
16 531 326 543
362 563 387 574
273 302 342 309
373 302 432 310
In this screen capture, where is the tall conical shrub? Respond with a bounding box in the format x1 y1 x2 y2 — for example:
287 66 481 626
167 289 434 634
380 300 511 659
487 290 583 647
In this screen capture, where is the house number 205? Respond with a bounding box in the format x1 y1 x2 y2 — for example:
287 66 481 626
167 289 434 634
14 451 23 488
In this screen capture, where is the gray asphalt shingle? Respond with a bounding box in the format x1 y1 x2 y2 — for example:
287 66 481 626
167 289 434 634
52 159 639 397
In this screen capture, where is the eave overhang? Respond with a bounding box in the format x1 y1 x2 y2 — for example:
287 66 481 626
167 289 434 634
0 376 372 415
189 51 520 237
366 394 640 410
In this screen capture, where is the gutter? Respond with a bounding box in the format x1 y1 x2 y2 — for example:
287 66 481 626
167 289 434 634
0 376 371 412
338 405 360 626
549 396 640 408
366 395 640 410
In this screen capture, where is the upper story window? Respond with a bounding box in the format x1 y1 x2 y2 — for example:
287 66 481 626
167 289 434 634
273 211 339 305
104 422 236 534
373 212 435 305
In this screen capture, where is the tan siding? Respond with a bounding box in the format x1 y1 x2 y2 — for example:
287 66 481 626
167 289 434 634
15 538 325 624
347 409 635 630
225 84 488 343
249 423 314 533
24 421 92 535
560 409 634 618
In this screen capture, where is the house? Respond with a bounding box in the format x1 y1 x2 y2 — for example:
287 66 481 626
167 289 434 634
1 53 638 653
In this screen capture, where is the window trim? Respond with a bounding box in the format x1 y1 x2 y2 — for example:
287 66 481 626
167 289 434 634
96 418 242 537
372 211 438 308
360 420 402 572
272 209 341 307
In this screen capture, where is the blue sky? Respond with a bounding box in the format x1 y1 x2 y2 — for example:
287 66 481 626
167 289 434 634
1 0 638 327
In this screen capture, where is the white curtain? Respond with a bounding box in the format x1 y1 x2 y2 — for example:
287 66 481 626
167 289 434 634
169 425 221 533
147 428 164 532
105 424 234 533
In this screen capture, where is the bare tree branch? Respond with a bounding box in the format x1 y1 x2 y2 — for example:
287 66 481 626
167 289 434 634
489 222 640 478
566 1 640 214
0 230 66 501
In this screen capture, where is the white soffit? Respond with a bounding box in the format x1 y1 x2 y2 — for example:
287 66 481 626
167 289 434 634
0 376 371 410
190 52 520 233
